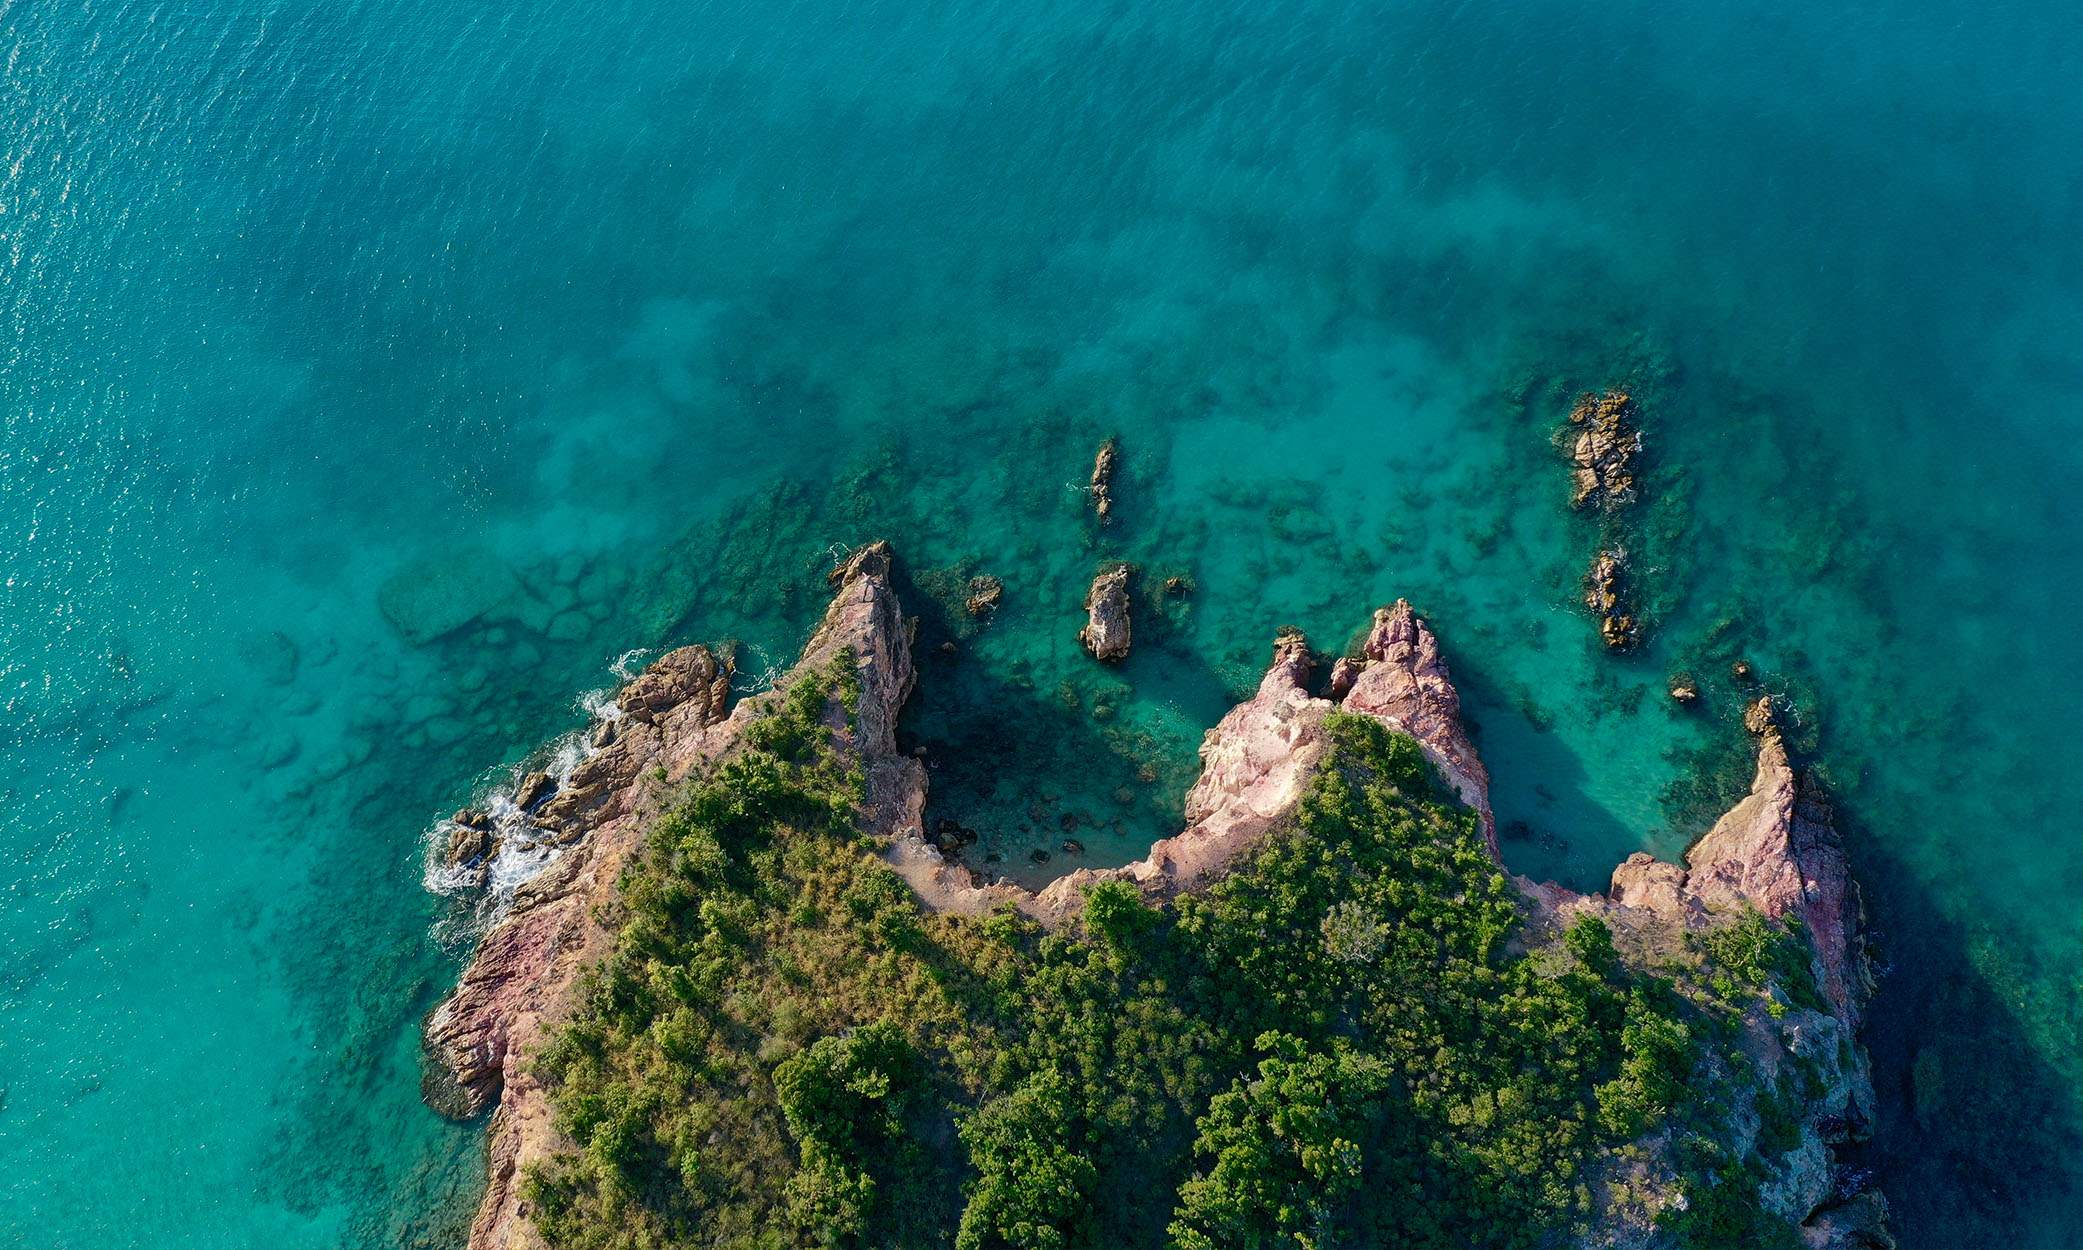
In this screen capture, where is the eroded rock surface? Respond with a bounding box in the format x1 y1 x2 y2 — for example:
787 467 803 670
1078 563 1133 661
1568 388 1642 511
891 599 1495 925
434 553 1884 1250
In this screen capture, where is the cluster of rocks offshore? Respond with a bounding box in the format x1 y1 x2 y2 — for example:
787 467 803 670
1565 389 1645 652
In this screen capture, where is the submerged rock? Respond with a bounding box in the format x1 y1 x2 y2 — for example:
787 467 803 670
378 546 524 646
1078 564 1133 661
1090 436 1119 524
513 771 554 812
1566 388 1642 511
238 630 300 687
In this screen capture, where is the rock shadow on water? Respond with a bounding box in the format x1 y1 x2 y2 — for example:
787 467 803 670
1838 816 2083 1248
890 562 1234 893
1456 679 1638 893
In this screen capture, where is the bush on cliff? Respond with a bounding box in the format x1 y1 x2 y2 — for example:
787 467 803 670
522 691 1752 1250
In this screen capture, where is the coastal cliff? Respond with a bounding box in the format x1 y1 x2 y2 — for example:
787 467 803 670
423 542 917 1249
425 545 1886 1250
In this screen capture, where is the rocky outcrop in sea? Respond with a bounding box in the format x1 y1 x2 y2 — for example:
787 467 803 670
1077 562 1133 661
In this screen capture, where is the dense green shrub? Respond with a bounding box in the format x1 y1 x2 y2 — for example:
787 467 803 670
520 699 1772 1250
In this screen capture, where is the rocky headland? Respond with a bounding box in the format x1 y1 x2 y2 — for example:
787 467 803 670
422 542 920 1247
424 541 1887 1249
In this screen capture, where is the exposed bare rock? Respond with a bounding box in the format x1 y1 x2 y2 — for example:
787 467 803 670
1567 389 1641 510
615 643 730 727
964 575 1003 617
1078 564 1133 661
1016 602 1490 926
1325 656 1363 701
1608 851 1697 920
1745 693 1781 736
453 808 493 831
444 823 496 869
1339 600 1497 854
1519 728 1879 1246
513 771 554 812
1688 731 1870 1025
1669 673 1700 704
424 541 919 1250
1090 437 1119 523
1586 549 1638 649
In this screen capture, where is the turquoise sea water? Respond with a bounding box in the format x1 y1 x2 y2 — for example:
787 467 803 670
5 0 2083 1244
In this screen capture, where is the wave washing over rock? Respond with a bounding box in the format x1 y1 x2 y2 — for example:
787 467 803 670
424 542 1888 1248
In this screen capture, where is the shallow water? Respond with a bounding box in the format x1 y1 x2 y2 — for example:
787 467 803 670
5 0 2083 1244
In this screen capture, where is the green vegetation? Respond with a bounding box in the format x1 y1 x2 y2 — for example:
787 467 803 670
521 680 1819 1250
1693 909 1826 1015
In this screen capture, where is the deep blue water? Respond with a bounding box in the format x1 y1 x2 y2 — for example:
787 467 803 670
4 1 2082 1245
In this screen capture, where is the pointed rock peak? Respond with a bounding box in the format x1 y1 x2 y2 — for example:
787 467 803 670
836 539 893 585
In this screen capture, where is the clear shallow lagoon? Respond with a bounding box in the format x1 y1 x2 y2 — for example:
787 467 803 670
4 1 2082 1244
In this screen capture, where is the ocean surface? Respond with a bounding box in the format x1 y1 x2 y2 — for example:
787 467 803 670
4 0 2081 1244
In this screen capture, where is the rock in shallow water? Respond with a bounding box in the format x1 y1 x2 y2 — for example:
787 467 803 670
1566 388 1641 511
377 546 523 646
1078 563 1133 661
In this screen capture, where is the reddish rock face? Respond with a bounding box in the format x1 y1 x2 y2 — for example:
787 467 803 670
948 598 1498 927
1678 732 1870 1026
615 643 727 727
435 556 1881 1249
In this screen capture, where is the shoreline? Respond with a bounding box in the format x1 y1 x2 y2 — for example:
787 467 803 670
422 540 1889 1248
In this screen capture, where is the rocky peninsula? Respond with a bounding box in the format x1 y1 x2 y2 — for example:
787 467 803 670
423 542 1889 1250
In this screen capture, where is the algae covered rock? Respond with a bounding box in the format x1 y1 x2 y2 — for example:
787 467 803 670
377 545 523 646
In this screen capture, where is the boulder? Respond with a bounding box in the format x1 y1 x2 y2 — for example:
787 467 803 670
514 772 554 812
1584 549 1638 649
1078 565 1133 661
964 575 1003 617
444 823 495 868
1566 389 1641 511
1090 437 1119 524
